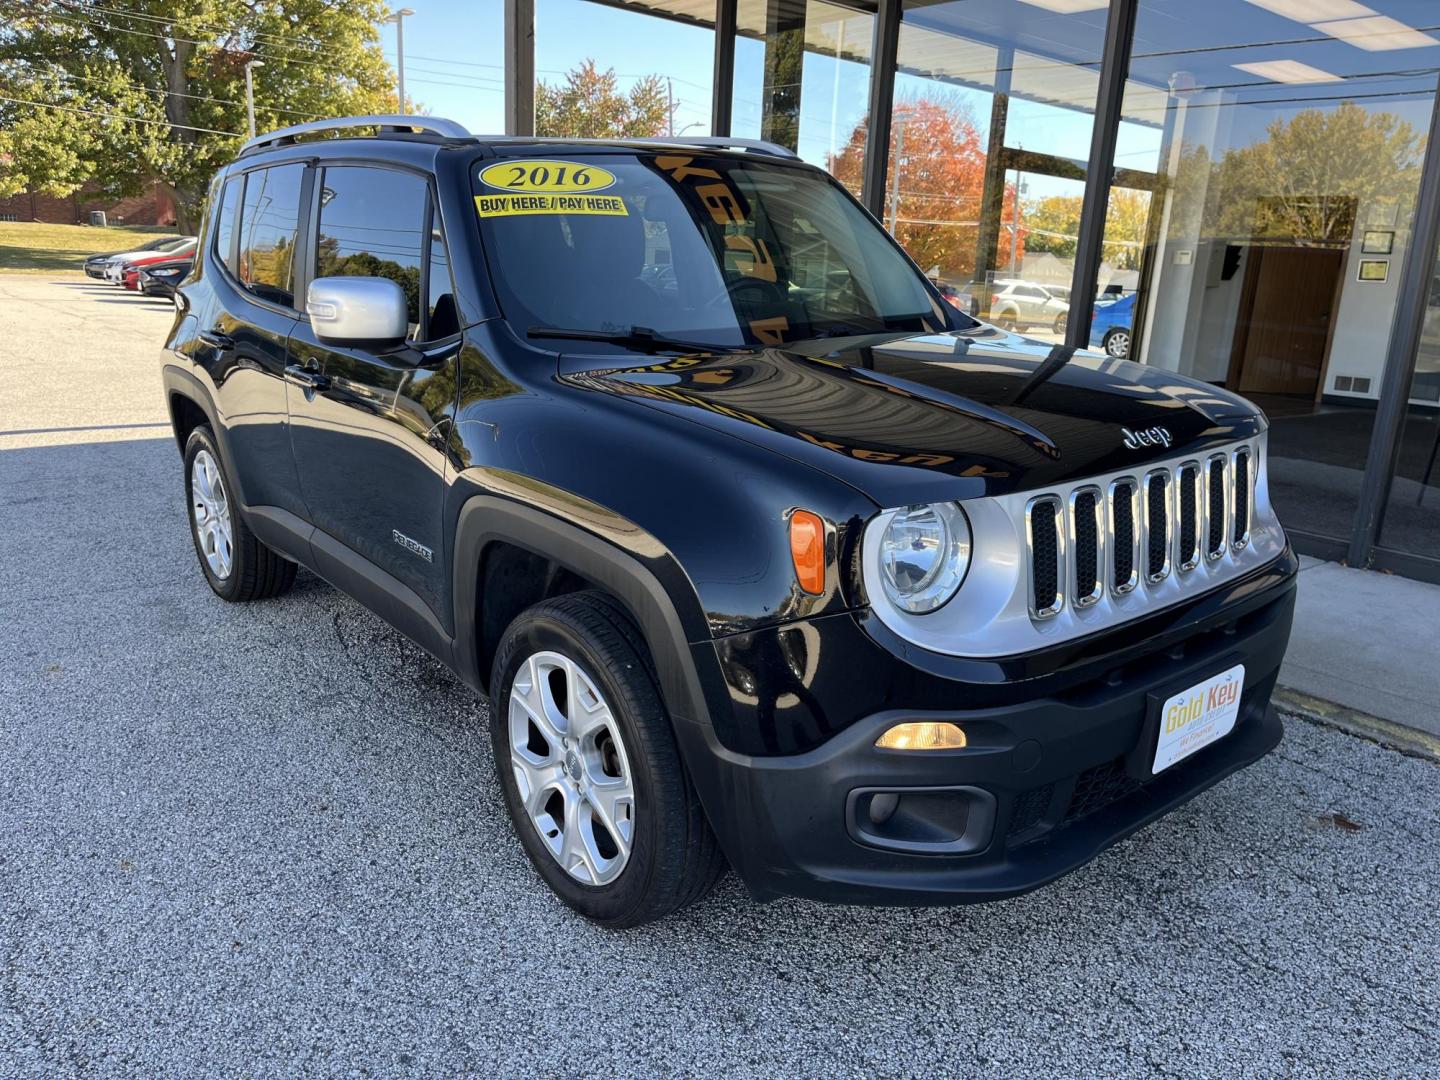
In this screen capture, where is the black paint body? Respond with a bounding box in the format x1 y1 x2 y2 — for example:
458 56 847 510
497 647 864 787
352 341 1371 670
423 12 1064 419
161 134 1296 905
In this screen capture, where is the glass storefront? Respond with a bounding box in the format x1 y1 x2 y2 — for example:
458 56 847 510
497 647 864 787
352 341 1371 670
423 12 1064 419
546 0 1440 578
887 1 1152 344
731 0 875 189
1380 252 1440 555
1098 0 1439 549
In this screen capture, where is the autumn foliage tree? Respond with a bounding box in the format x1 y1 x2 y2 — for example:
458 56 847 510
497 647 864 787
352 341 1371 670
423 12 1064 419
535 60 673 139
829 97 1024 283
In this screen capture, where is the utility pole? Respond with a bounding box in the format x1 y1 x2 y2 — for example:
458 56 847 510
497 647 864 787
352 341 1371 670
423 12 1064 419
385 8 415 114
888 114 906 234
666 77 674 136
243 59 264 138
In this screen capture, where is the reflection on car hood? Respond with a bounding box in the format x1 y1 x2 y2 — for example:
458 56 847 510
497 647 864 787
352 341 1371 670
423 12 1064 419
559 324 1266 506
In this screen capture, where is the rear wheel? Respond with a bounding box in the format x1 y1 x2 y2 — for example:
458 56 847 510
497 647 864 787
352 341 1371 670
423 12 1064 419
490 591 724 927
996 313 1017 332
1103 327 1132 359
183 425 296 602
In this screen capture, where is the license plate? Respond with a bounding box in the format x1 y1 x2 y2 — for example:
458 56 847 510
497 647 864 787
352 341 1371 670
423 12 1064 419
1152 663 1245 775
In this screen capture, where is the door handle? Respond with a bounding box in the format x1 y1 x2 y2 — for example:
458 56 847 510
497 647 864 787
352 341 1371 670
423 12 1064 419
199 329 234 350
284 362 330 392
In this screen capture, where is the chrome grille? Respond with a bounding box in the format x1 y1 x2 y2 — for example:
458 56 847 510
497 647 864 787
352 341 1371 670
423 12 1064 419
1206 454 1228 561
1144 470 1171 583
1176 461 1201 572
1026 495 1064 619
1026 442 1260 621
1232 446 1252 551
1109 477 1139 596
1069 486 1104 609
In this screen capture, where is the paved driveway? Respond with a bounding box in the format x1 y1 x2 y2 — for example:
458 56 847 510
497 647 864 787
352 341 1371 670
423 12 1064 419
2 275 1437 1077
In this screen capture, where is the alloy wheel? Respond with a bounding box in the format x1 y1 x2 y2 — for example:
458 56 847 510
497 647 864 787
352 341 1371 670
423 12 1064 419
508 650 636 886
191 448 234 579
1106 329 1131 359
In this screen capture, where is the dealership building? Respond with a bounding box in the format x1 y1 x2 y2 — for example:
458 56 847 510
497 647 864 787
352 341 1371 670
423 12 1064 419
501 0 1439 580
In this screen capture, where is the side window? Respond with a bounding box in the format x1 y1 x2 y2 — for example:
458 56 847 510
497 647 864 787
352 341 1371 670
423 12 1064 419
315 165 427 334
237 163 305 307
212 177 241 274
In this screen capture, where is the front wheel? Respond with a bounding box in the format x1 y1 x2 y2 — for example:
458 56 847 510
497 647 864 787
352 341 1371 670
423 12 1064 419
490 592 724 927
1103 327 1132 359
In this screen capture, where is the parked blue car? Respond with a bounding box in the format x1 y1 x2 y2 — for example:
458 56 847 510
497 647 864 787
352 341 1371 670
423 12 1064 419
1090 292 1136 358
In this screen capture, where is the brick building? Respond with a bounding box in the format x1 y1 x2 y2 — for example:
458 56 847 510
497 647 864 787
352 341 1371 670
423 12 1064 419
0 180 176 226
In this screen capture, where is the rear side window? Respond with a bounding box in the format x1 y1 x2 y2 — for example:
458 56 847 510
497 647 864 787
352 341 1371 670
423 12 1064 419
315 165 427 332
237 163 305 307
212 178 241 274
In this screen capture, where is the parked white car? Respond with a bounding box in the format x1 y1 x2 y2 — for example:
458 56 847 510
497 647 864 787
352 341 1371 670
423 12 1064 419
986 279 1070 334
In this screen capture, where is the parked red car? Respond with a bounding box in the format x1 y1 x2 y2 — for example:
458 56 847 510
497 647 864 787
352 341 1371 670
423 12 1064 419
115 240 197 288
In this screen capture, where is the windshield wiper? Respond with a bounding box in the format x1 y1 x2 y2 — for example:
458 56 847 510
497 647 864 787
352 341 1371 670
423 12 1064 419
528 325 734 354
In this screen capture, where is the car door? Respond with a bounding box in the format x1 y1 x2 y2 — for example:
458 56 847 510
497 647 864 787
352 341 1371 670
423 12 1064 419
285 162 461 623
200 163 310 521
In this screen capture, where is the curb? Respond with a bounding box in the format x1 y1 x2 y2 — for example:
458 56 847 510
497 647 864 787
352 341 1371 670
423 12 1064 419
1274 686 1440 763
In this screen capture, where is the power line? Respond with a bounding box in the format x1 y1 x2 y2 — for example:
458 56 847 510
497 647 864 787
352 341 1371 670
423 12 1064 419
23 65 325 120
52 0 337 62
0 93 240 136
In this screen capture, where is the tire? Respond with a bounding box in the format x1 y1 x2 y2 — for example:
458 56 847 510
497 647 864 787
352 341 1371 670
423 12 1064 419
1053 313 1068 335
490 591 725 927
996 314 1017 332
182 425 296 602
1103 327 1132 359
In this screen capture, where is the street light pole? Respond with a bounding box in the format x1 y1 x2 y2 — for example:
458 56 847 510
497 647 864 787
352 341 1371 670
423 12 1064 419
385 8 416 114
243 59 264 138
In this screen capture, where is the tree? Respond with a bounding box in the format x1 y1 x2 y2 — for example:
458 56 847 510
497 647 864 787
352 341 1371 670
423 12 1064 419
828 96 1024 283
1021 194 1082 260
1210 103 1424 243
0 1 398 231
535 60 672 140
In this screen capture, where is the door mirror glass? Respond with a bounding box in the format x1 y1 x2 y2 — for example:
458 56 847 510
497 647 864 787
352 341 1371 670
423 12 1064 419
307 276 409 346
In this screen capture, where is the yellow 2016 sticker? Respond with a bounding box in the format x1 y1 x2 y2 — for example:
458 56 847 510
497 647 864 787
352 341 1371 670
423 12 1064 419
479 159 616 194
474 193 629 218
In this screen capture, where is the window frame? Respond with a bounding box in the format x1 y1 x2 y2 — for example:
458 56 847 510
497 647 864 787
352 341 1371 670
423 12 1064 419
211 158 315 318
304 158 460 346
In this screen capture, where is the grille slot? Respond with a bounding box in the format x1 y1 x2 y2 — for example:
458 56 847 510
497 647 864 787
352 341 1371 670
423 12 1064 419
1026 495 1064 619
1110 478 1140 595
1232 447 1252 550
1144 470 1171 583
1206 454 1228 561
1069 486 1104 608
1176 461 1201 572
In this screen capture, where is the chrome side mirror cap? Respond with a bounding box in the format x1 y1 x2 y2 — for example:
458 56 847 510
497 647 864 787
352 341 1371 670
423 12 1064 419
307 276 408 346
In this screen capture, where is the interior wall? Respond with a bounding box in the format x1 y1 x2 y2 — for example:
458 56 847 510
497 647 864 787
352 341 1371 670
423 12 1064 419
1325 198 1413 402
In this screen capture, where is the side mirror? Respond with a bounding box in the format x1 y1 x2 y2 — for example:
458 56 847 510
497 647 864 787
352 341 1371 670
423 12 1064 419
307 276 409 347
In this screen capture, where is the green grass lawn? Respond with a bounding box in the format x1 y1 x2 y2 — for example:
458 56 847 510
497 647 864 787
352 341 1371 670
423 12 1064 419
0 220 181 273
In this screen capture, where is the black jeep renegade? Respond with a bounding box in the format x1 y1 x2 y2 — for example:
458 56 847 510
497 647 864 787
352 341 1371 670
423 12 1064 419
162 116 1297 927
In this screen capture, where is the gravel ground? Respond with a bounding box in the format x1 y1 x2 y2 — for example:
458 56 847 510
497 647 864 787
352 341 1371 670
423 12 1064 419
2 276 1438 1077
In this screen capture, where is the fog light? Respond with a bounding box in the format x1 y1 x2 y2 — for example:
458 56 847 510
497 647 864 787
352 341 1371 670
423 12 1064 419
875 721 967 750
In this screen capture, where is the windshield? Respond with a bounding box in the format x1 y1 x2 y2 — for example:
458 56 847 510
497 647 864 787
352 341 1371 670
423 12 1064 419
471 151 965 349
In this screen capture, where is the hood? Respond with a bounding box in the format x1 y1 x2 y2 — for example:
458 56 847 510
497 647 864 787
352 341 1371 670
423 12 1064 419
558 325 1266 507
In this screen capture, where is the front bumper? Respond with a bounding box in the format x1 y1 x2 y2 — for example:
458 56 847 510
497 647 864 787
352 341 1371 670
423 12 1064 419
682 553 1296 906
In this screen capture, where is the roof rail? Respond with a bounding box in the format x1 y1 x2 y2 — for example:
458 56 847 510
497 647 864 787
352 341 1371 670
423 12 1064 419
626 135 799 159
240 115 472 155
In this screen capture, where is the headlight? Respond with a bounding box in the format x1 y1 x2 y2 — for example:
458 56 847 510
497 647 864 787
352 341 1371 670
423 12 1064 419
876 503 971 614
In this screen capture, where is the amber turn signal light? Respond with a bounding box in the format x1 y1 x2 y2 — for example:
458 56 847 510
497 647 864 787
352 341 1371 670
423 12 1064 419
875 722 968 751
789 509 826 595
